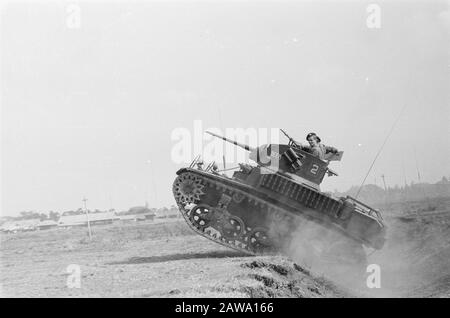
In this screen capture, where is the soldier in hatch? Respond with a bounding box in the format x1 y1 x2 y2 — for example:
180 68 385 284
300 132 339 161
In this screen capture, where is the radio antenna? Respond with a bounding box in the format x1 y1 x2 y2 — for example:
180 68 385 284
355 105 406 199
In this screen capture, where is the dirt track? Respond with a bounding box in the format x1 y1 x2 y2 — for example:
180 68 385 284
0 219 347 297
1 198 449 298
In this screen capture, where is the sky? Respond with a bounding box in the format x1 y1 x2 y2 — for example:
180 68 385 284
1 0 449 216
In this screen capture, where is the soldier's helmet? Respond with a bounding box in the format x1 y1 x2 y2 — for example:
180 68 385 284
306 132 321 143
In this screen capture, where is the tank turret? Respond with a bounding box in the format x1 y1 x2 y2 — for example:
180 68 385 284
206 130 336 190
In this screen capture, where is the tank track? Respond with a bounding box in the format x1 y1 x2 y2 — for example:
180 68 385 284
173 169 368 271
172 170 323 256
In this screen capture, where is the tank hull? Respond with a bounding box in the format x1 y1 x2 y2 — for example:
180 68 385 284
173 167 385 265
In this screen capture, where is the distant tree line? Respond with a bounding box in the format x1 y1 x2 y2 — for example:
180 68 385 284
333 176 450 205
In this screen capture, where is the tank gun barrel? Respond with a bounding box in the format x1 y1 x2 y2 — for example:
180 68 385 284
205 131 256 152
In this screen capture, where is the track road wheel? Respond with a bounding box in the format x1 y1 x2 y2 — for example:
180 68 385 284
246 227 272 254
220 215 245 240
189 205 214 231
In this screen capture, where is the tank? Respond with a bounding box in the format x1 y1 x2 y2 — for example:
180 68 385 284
172 130 386 267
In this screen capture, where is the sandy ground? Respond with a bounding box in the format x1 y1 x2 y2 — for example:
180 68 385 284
1 197 449 298
0 219 347 298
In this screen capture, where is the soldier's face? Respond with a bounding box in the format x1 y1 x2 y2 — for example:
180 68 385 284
308 138 318 147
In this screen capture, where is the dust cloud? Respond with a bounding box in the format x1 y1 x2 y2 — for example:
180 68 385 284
265 200 450 297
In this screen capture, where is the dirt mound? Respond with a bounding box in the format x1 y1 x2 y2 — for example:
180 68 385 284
238 258 349 298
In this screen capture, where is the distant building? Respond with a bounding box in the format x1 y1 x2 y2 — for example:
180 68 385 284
0 219 40 233
156 206 180 219
58 211 119 228
118 214 140 222
126 203 156 221
37 220 58 230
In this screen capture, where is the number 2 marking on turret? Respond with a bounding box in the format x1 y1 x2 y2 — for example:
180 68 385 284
310 164 319 175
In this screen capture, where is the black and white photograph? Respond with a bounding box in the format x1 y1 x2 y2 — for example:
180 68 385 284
0 0 449 301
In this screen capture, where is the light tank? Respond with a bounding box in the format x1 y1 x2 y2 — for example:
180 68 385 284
172 130 386 267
